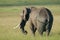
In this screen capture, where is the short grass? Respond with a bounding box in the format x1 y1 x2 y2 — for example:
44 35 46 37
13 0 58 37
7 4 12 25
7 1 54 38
0 5 60 40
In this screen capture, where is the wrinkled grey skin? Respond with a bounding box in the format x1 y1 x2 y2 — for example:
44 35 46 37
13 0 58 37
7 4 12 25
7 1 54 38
20 7 53 36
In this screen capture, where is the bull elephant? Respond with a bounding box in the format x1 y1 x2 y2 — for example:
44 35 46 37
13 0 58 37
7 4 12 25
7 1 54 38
20 7 53 36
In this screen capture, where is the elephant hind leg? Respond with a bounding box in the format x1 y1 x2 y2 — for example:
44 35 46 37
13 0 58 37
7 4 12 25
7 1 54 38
38 26 44 36
46 21 53 36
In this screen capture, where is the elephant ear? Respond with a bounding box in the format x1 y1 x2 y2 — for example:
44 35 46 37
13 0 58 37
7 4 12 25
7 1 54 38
21 8 27 20
23 7 31 21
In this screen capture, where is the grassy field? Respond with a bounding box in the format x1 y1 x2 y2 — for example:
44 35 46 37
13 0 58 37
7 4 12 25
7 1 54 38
0 0 60 6
0 5 60 40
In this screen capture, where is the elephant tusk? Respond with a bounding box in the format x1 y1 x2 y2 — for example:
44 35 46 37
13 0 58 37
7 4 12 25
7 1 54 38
13 23 20 29
20 13 23 17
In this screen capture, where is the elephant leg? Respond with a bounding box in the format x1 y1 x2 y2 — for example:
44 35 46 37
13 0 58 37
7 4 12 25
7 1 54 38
46 22 53 36
30 22 37 36
37 21 44 36
38 26 44 36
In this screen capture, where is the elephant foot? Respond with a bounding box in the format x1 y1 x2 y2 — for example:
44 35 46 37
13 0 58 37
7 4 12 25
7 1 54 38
46 30 50 36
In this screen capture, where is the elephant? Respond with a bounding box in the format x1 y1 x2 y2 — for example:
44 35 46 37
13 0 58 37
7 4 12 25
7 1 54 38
19 7 53 36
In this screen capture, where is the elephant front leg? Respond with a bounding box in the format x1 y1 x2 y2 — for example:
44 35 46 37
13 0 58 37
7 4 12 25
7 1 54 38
30 23 37 36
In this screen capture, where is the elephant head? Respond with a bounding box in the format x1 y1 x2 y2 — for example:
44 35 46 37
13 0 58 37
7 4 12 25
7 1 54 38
20 7 31 34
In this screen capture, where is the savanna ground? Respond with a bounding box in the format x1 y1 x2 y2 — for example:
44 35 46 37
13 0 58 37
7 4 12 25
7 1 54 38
0 5 60 40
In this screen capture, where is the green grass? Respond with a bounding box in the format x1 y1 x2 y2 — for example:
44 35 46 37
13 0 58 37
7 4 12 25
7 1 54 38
0 0 60 6
0 5 60 40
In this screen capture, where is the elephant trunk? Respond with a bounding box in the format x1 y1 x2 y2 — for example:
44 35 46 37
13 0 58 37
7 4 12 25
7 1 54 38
20 19 27 34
